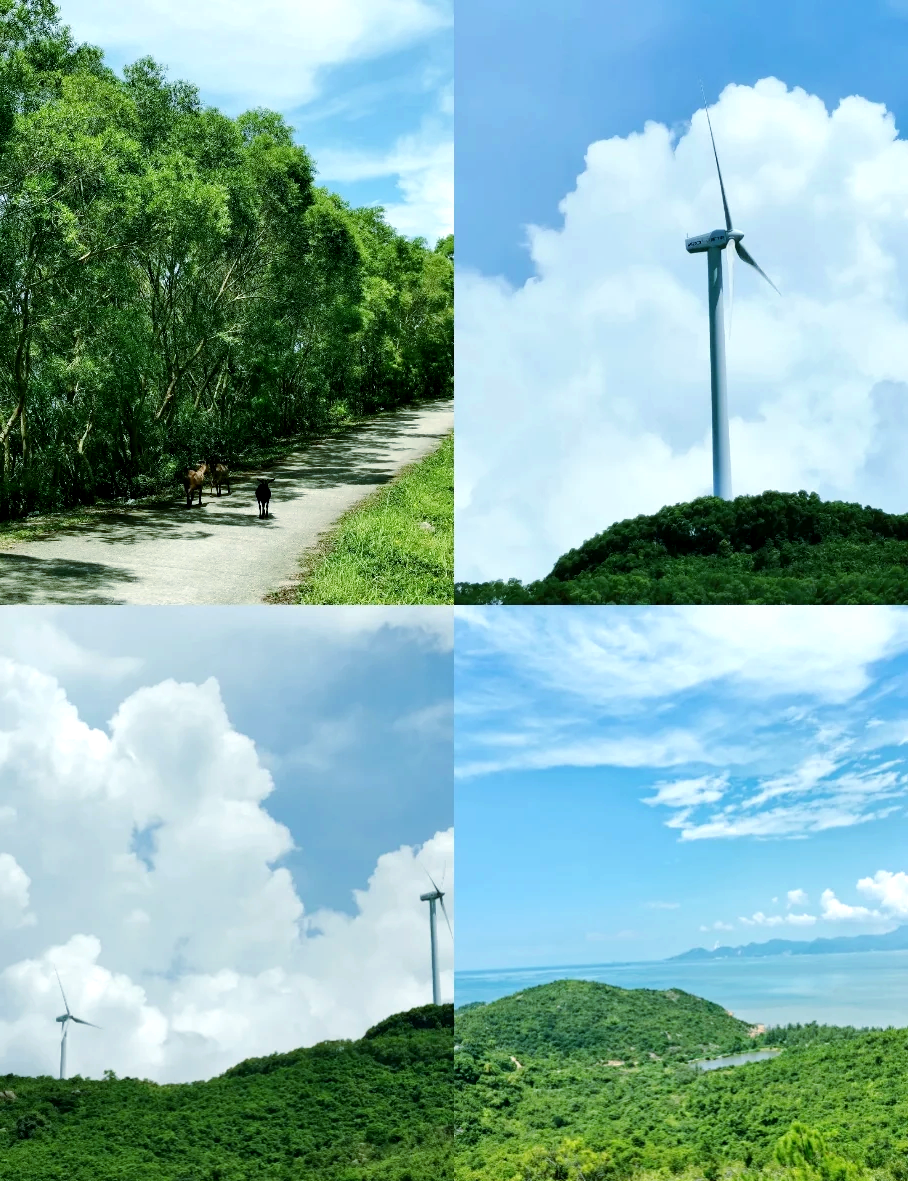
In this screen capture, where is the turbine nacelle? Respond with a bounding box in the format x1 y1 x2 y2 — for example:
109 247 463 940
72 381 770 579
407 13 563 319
420 889 443 902
685 229 743 253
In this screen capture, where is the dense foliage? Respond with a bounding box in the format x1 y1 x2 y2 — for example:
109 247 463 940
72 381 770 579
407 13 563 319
454 980 754 1063
0 0 453 519
454 492 908 605
455 982 908 1181
0 1003 453 1179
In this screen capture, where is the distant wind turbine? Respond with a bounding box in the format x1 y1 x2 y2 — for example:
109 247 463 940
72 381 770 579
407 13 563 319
54 968 100 1080
685 86 780 500
420 865 452 1006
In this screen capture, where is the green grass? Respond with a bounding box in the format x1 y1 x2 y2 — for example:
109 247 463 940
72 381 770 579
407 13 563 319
283 432 454 605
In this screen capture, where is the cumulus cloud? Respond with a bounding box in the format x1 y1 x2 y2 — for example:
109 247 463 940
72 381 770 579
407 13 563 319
740 912 785 927
0 854 35 930
456 78 908 582
787 888 809 906
738 910 818 927
0 658 452 1082
820 887 879 922
856 869 908 915
60 0 451 109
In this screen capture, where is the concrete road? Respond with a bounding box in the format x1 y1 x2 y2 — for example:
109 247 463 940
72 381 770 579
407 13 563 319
0 400 453 604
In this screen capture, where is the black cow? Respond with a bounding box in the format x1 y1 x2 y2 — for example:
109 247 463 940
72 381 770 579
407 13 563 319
256 479 271 518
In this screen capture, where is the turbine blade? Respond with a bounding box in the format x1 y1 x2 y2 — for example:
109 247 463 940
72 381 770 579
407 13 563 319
701 82 733 232
735 240 780 294
54 968 71 1016
726 239 735 342
70 1017 100 1028
438 896 453 940
421 863 442 895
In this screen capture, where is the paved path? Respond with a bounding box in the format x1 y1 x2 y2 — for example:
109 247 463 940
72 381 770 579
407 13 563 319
0 400 453 604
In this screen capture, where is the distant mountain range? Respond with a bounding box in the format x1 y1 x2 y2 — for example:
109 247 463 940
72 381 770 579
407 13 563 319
670 925 908 962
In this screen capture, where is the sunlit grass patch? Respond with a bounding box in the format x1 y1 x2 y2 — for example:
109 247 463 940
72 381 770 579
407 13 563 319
286 432 453 605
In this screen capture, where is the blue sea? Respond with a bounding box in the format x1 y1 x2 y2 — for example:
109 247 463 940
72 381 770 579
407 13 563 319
456 950 908 1028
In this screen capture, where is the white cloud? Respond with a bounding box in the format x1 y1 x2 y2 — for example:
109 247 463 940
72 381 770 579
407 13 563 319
787 888 809 906
315 108 453 243
820 887 879 922
645 774 728 808
456 78 908 582
740 912 786 927
0 658 453 1082
737 910 817 927
699 920 734 931
0 610 140 682
59 0 451 108
646 901 681 910
457 606 908 709
856 868 908 915
0 854 34 930
457 608 908 841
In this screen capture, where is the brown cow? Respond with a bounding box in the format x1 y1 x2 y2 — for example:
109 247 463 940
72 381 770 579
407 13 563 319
182 462 208 508
207 457 231 496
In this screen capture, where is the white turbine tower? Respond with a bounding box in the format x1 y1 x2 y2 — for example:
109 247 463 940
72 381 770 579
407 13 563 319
420 867 452 1006
54 968 100 1080
685 87 779 500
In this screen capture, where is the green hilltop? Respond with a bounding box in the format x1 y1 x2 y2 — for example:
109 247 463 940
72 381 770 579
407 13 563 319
455 979 754 1062
0 1003 453 1181
454 980 908 1181
454 491 908 604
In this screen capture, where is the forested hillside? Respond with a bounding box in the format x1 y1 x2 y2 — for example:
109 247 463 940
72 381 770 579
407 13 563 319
454 980 753 1062
0 1003 453 1179
0 0 453 519
455 492 908 604
455 981 907 1181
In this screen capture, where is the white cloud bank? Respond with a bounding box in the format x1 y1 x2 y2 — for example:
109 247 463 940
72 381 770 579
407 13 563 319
456 77 908 582
704 870 908 935
0 658 452 1082
60 0 451 108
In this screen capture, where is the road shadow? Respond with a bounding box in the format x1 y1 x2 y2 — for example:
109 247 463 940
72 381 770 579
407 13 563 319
2 400 453 558
0 552 139 604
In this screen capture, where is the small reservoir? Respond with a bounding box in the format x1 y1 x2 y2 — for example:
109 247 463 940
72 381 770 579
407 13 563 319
693 1050 781 1072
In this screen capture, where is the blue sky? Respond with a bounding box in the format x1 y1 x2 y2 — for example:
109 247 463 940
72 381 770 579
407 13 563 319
0 607 453 1080
456 607 908 970
57 0 452 242
458 0 908 283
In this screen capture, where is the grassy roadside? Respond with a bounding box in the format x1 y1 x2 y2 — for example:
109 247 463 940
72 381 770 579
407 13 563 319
268 432 454 605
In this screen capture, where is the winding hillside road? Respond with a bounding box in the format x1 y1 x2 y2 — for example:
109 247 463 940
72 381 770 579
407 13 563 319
0 400 453 605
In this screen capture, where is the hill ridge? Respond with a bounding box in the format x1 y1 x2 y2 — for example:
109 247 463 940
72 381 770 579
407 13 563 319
455 490 908 604
671 924 908 961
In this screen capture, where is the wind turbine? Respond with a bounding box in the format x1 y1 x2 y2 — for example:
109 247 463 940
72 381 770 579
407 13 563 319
685 88 779 500
54 968 100 1080
420 867 452 1006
